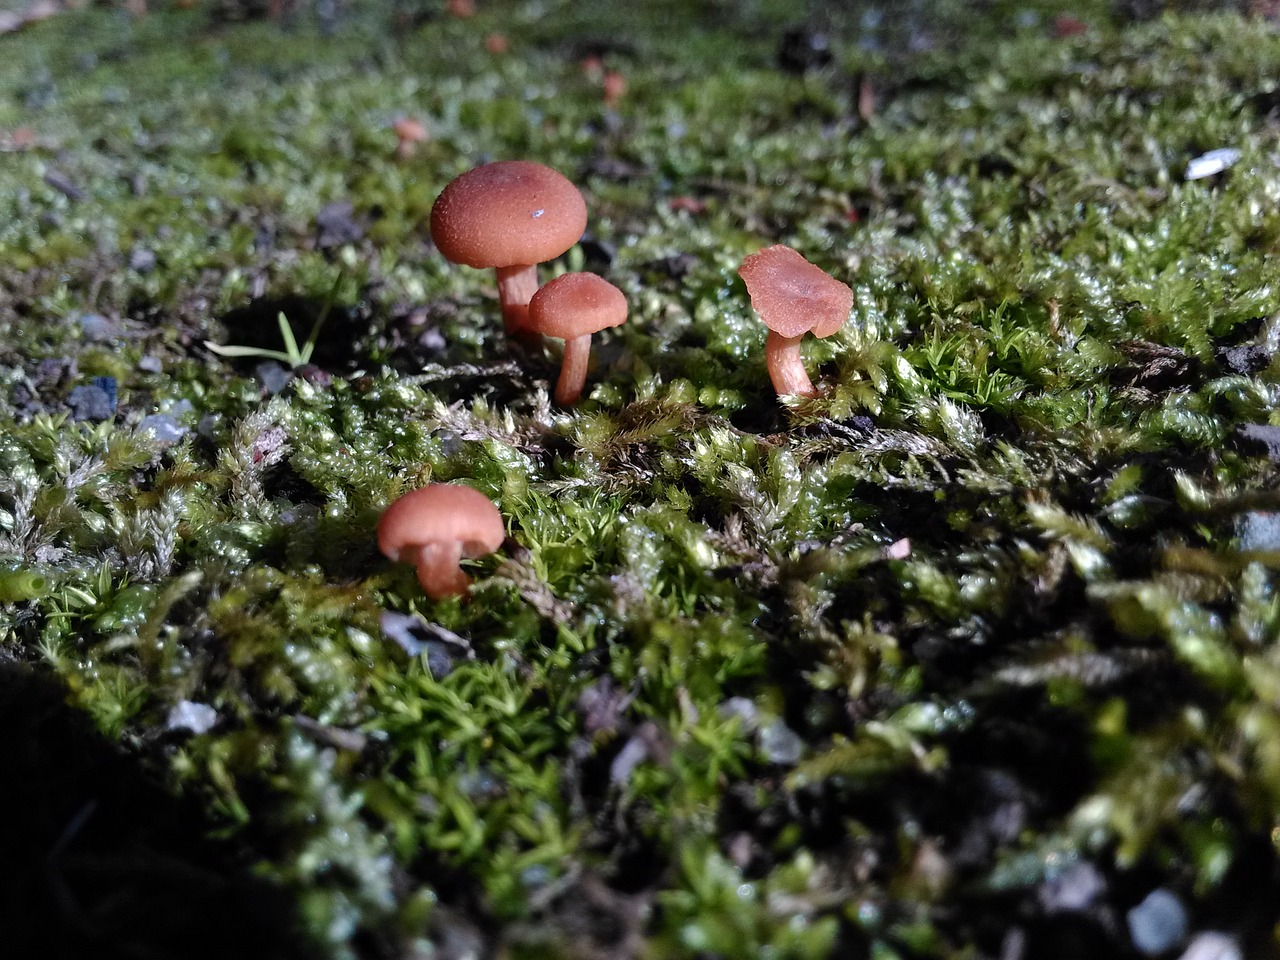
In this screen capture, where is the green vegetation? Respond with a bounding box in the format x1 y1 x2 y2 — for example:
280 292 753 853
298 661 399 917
2 0 1280 956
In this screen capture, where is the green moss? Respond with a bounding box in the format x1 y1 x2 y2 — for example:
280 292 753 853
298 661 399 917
5 1 1280 956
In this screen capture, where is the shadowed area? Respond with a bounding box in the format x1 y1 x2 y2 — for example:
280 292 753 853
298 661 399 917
0 661 312 960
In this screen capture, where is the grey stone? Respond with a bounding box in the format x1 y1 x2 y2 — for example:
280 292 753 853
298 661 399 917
1238 511 1280 552
1039 861 1105 913
1128 888 1188 956
129 246 157 273
166 700 218 734
758 719 804 765
76 312 115 341
139 413 187 444
68 382 115 421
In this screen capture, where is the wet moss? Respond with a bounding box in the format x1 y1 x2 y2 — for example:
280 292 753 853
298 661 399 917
4 0 1280 957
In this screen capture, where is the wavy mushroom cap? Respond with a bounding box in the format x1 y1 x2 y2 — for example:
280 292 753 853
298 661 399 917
377 484 505 563
430 161 588 269
738 244 853 340
526 272 628 340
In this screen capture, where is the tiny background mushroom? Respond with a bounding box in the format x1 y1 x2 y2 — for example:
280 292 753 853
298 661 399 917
377 484 505 600
392 117 428 160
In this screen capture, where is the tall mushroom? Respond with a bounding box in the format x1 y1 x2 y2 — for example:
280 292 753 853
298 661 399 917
377 484 505 600
738 244 853 398
526 272 628 406
430 161 588 336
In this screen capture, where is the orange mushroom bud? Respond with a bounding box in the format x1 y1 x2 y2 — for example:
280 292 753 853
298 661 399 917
392 117 428 160
602 70 626 109
430 161 587 336
526 272 627 406
738 245 853 398
377 484 505 600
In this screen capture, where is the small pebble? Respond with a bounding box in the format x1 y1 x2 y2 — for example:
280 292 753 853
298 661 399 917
76 312 115 341
378 610 471 677
379 610 425 656
166 700 218 734
138 413 187 444
1238 512 1280 551
68 382 116 422
1185 148 1241 181
1039 861 1105 914
1235 423 1280 462
315 200 364 248
256 361 293 394
758 718 804 765
1128 888 1189 956
196 412 221 441
418 327 447 352
1178 932 1241 960
1217 344 1269 376
129 246 157 272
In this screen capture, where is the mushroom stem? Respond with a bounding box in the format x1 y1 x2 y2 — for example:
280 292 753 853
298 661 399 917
555 334 593 406
495 264 539 335
765 330 818 398
411 540 469 600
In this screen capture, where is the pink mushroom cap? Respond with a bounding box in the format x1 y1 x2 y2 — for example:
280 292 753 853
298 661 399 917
738 244 853 340
429 160 587 271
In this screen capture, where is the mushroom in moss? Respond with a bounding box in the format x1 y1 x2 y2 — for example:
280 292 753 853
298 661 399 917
392 117 428 160
738 244 853 398
526 272 627 406
430 160 588 336
377 484 505 599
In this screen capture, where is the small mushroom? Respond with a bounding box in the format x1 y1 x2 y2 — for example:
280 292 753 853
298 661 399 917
392 117 428 160
602 70 626 109
738 244 853 398
526 272 627 405
430 161 588 336
377 484 505 599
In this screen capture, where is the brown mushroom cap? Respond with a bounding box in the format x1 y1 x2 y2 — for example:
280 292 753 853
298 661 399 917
737 244 853 340
377 484 505 563
526 272 628 340
430 161 587 270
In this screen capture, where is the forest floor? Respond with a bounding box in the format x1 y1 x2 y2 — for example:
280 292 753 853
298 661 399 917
2 1 1280 958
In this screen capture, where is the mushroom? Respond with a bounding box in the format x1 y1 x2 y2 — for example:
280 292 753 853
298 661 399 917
430 161 588 336
377 484 505 600
737 244 853 398
526 272 627 406
392 117 428 160
602 70 626 109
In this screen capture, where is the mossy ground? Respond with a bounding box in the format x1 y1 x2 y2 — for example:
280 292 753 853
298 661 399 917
3 1 1280 957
